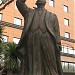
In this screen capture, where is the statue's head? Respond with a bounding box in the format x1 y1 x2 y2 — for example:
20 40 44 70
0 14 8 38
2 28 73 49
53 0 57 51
36 0 46 8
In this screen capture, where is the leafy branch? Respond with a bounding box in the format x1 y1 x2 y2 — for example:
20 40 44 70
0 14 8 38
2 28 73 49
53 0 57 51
0 0 14 11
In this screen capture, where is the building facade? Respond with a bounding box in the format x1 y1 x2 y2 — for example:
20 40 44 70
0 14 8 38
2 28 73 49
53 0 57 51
0 0 75 75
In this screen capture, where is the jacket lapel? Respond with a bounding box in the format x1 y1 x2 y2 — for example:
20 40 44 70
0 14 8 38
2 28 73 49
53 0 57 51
45 10 56 40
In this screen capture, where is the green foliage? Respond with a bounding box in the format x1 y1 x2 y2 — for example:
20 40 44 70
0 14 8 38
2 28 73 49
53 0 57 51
0 25 3 43
0 25 19 71
0 25 3 65
3 42 20 70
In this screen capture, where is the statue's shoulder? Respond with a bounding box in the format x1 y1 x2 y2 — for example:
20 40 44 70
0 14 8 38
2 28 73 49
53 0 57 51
46 10 58 20
46 10 55 16
48 11 57 19
49 11 56 17
52 13 57 17
46 10 56 15
46 9 52 14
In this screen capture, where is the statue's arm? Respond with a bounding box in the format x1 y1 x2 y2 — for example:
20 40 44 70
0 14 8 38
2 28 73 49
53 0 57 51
53 14 61 52
53 14 63 75
16 0 29 17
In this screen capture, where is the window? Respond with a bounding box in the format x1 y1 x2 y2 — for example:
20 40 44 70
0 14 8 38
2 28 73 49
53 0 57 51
14 17 22 25
68 47 74 54
61 45 75 55
61 45 64 53
65 32 70 38
74 64 75 70
64 18 69 26
63 5 68 12
69 63 74 70
74 50 75 55
2 35 8 42
49 0 54 7
0 13 2 21
64 62 69 70
13 37 20 44
61 62 75 71
61 62 65 69
64 46 68 53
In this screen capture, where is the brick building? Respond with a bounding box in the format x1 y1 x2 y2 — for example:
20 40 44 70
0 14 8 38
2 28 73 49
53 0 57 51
0 0 75 75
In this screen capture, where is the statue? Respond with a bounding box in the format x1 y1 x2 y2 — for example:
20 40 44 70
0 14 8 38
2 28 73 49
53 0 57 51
16 0 63 75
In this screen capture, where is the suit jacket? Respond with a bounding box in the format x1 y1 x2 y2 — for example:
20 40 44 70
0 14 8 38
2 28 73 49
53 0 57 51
16 0 61 51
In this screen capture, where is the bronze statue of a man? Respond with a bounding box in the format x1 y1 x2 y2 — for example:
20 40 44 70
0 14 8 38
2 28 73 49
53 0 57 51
16 0 63 75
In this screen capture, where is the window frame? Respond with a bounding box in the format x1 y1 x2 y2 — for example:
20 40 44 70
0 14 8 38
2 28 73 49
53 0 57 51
61 45 75 55
13 37 20 44
64 18 69 26
65 32 70 38
14 17 22 26
61 61 75 71
69 63 74 70
2 35 8 42
49 0 54 7
63 5 68 13
0 13 2 21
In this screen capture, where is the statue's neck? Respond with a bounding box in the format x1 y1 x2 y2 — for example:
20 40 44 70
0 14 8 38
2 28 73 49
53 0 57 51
37 7 45 10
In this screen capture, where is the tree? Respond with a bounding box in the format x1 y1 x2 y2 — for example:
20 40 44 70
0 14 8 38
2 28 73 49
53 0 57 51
3 42 20 73
0 0 14 11
0 25 4 74
0 25 3 63
0 26 20 74
0 42 20 74
0 25 3 43
0 0 19 74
